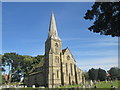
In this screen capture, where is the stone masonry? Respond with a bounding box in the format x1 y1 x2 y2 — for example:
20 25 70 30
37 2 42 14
27 12 83 88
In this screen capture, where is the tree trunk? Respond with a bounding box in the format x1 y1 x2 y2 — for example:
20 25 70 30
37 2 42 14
8 65 12 84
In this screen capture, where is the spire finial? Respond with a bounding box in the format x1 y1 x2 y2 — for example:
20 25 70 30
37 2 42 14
47 12 61 40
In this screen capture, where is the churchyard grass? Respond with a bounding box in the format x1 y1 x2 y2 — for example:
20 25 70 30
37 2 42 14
1 80 120 89
91 80 120 88
60 80 120 88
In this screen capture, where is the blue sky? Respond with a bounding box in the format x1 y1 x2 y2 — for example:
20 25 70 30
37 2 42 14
2 2 118 71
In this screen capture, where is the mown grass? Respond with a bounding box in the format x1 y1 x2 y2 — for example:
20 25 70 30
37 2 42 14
91 80 120 88
60 80 120 88
1 80 120 89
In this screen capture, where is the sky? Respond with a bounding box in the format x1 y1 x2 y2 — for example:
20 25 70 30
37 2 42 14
2 2 118 72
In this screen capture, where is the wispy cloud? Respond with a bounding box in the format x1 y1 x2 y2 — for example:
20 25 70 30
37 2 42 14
72 49 118 56
76 57 118 71
62 37 118 48
79 63 118 72
62 37 118 42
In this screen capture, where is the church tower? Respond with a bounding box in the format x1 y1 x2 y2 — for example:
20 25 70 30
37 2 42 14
45 12 62 88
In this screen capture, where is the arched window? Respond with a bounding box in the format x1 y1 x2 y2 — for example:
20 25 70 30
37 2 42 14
57 70 59 78
71 63 73 76
66 63 68 76
55 43 58 47
55 43 58 53
55 56 59 63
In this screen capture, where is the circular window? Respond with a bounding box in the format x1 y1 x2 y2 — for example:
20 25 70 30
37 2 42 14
67 55 70 60
55 43 58 47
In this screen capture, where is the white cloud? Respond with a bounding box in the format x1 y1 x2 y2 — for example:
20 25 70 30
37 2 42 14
62 37 118 50
79 63 118 72
62 37 118 42
76 57 118 71
72 49 118 56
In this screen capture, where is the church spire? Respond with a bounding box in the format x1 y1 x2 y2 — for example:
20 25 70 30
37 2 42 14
48 12 61 40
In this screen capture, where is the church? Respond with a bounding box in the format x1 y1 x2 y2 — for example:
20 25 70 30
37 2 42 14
27 12 83 88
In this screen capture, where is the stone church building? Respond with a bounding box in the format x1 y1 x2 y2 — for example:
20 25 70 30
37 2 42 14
27 12 83 88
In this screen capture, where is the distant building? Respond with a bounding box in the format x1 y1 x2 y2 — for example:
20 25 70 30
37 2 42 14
27 12 82 88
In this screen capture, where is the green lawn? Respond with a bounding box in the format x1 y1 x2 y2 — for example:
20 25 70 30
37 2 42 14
60 80 120 88
1 80 120 89
91 80 119 88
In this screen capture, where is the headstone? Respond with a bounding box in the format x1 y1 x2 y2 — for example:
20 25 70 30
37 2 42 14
0 86 2 89
82 85 85 88
25 85 27 88
32 85 35 88
110 80 113 84
94 80 97 85
6 85 9 88
40 86 45 88
105 80 107 83
88 84 91 88
90 80 93 86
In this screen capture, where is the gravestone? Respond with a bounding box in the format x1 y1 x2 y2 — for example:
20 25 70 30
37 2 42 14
32 85 35 88
6 85 9 88
105 80 107 83
82 85 85 88
88 84 91 88
90 80 93 86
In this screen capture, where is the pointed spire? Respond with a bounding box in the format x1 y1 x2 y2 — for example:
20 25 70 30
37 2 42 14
48 12 61 40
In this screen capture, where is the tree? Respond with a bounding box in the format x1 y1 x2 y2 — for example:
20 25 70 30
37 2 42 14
98 68 106 81
108 67 119 80
84 2 120 37
33 55 44 65
2 53 24 83
21 55 34 84
88 68 98 81
2 75 6 84
117 68 120 80
21 55 34 76
2 52 45 84
83 71 89 80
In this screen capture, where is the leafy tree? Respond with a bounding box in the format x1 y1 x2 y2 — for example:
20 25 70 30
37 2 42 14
84 2 120 37
22 55 44 84
88 68 98 81
108 67 119 80
2 75 6 84
2 52 45 84
83 71 89 80
117 68 120 80
2 53 24 83
98 68 106 81
21 55 34 76
34 55 44 65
